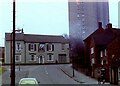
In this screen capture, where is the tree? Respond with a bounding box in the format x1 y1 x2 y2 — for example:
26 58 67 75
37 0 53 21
69 37 85 65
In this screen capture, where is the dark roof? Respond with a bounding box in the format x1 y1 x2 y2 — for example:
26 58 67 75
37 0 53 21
83 27 105 42
84 27 119 46
93 28 115 45
112 28 120 36
5 33 24 41
5 33 69 43
107 28 120 47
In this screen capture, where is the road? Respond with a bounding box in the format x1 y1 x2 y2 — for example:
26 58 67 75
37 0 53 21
2 65 79 85
28 65 79 84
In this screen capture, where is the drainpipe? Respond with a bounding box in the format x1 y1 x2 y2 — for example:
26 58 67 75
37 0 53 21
10 32 12 84
25 43 26 64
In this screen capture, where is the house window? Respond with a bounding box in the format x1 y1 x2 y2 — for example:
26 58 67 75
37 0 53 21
100 51 103 57
47 54 54 61
29 54 36 61
91 58 95 64
91 47 94 54
15 55 21 62
47 44 54 51
38 43 45 51
16 43 21 51
28 43 36 51
101 60 103 65
91 58 95 66
61 43 65 51
101 60 106 65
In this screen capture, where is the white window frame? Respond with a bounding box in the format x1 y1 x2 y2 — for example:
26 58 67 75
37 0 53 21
91 47 94 54
101 60 103 65
100 51 103 57
29 43 36 51
30 43 34 51
47 54 54 61
15 55 21 62
105 49 107 56
47 44 54 52
91 58 95 64
16 43 21 51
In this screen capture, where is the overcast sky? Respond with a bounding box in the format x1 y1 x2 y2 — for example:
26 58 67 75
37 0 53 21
0 0 119 46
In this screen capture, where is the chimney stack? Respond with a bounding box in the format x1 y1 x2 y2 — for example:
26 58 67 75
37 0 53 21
98 22 102 28
106 23 112 29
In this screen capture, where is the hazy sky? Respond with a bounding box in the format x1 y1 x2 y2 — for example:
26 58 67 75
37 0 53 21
0 0 119 46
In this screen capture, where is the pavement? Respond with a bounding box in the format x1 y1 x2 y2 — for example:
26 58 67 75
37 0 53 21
2 69 29 85
0 74 2 86
59 64 111 84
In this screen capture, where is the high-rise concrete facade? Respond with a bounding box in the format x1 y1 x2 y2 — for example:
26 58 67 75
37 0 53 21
68 0 109 40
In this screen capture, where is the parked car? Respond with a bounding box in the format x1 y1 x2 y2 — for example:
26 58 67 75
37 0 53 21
18 78 39 86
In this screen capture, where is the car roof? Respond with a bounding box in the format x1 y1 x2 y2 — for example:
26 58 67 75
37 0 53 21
20 78 37 80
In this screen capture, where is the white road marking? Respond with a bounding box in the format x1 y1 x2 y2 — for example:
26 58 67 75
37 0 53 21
44 67 48 74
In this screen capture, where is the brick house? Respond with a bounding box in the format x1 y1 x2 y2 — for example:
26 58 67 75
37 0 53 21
5 32 70 64
84 22 120 84
107 28 120 84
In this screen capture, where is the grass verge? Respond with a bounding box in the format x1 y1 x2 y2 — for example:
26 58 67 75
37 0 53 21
0 67 6 75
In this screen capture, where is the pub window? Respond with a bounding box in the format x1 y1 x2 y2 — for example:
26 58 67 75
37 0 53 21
38 43 45 51
15 55 21 62
61 43 65 51
28 43 36 51
16 43 21 51
29 54 36 61
47 54 54 61
47 44 54 51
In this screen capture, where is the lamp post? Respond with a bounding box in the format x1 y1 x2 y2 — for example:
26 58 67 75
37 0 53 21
71 48 75 77
10 30 23 84
10 0 16 86
11 0 24 85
